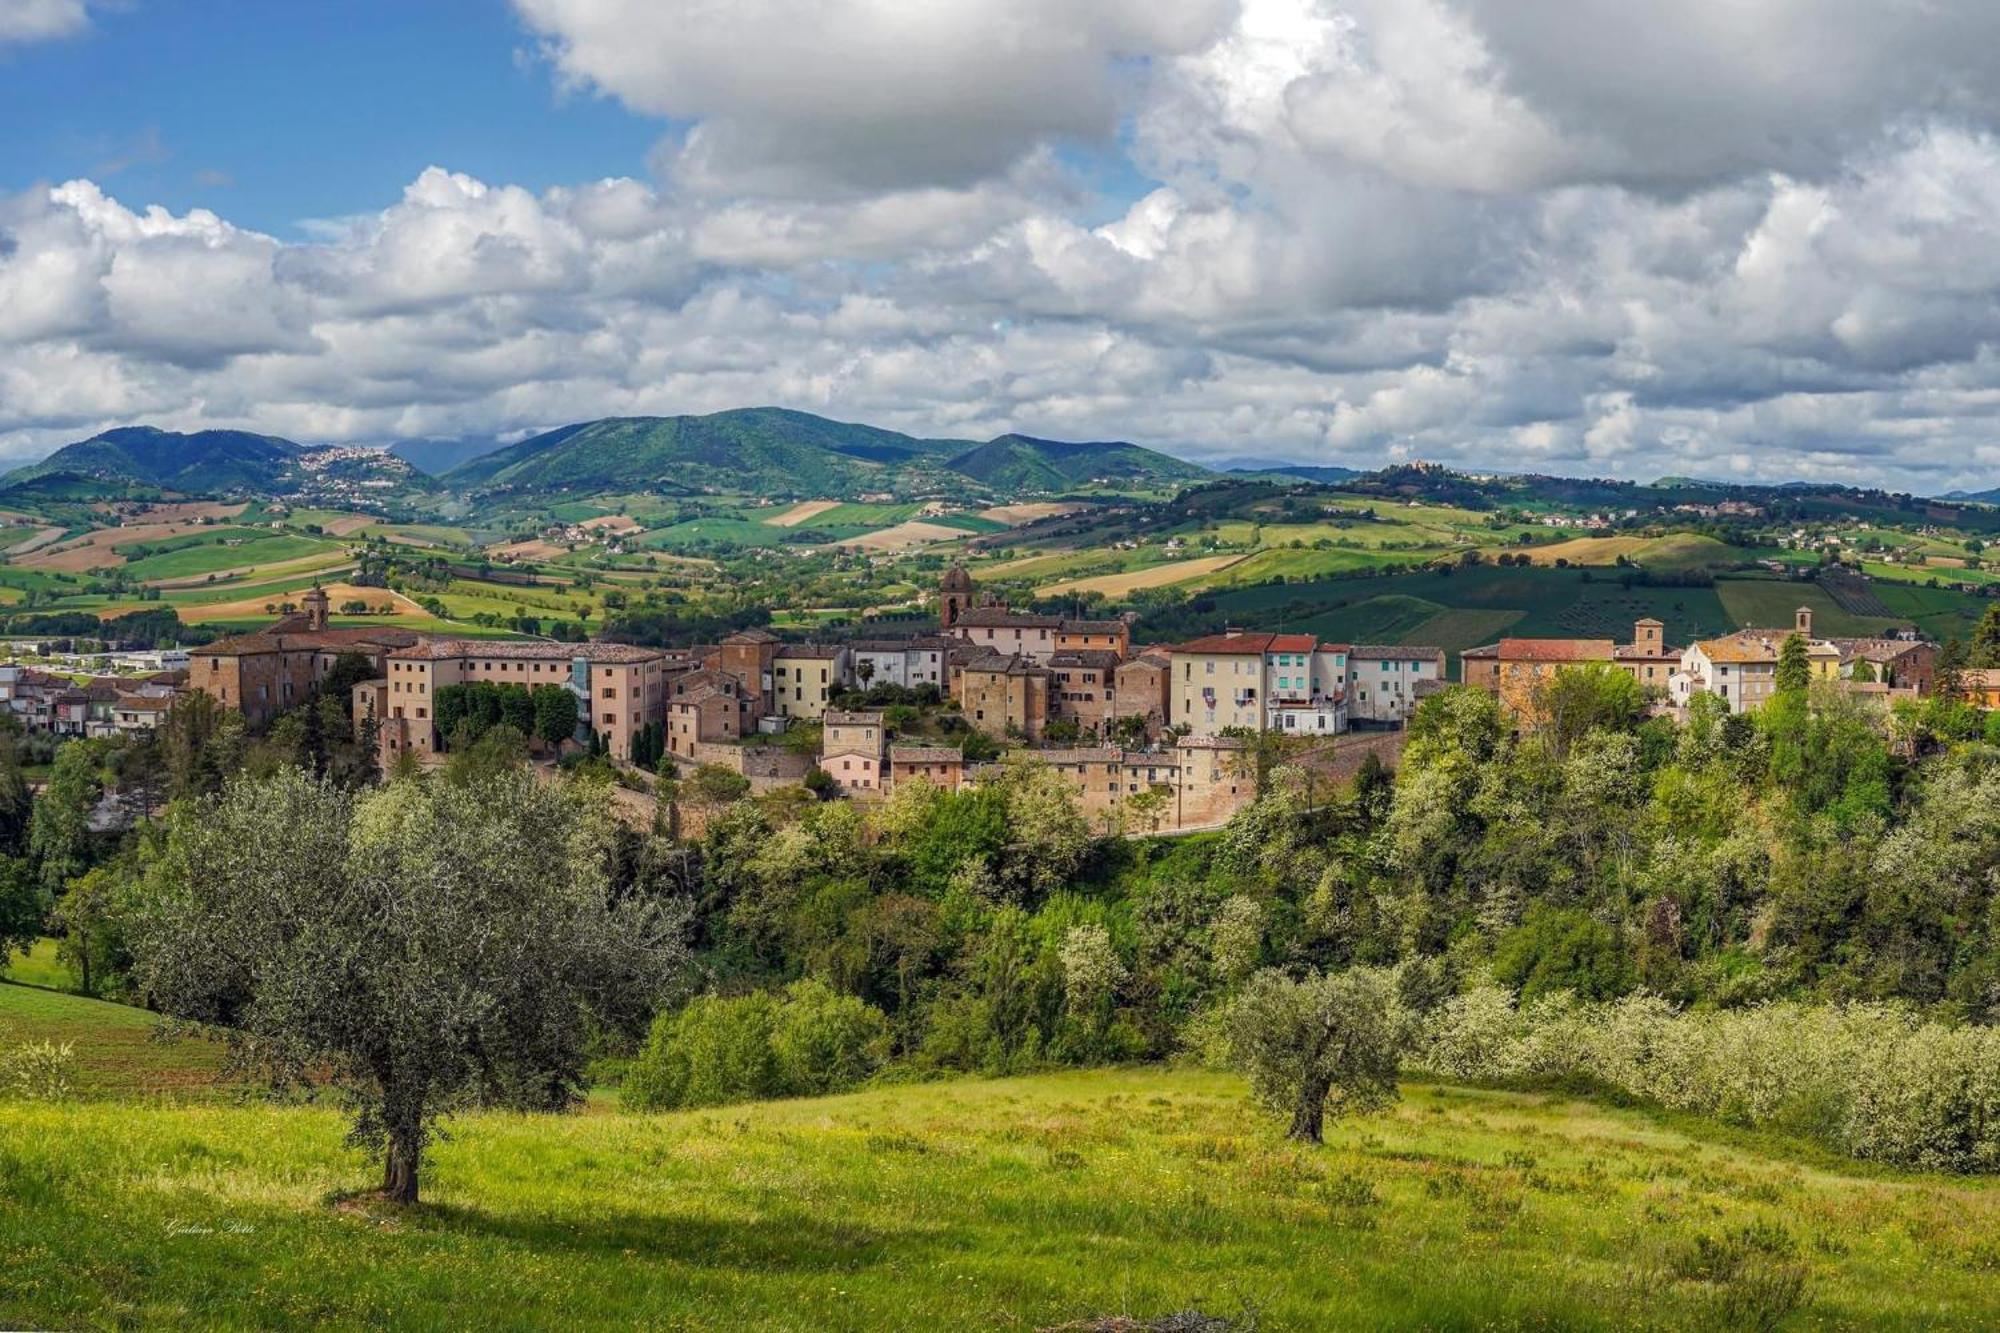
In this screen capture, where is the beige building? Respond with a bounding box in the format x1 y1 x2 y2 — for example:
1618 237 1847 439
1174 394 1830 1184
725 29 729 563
771 644 848 719
191 586 423 726
958 653 1052 740
1112 651 1172 738
365 639 671 765
1048 649 1121 737
820 709 887 795
1671 610 1841 714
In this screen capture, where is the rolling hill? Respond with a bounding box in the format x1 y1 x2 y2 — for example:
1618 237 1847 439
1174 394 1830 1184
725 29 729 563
944 434 1208 492
447 410 1208 499
2 426 300 494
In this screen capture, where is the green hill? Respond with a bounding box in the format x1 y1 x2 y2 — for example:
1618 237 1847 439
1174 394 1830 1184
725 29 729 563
446 409 955 496
944 434 1207 491
2 426 300 494
448 411 1208 500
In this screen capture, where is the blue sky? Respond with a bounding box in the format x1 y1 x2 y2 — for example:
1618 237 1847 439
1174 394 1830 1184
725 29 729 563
2 0 1999 489
0 0 659 235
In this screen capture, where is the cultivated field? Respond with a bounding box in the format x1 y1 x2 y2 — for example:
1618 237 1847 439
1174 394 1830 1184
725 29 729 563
1046 553 1248 596
764 500 842 527
978 501 1088 526
836 520 973 552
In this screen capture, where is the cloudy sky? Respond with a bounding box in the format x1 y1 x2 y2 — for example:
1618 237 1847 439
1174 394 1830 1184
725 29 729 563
4 0 2000 491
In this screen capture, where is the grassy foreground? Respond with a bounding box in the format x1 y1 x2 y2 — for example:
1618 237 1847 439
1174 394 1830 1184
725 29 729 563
6 1057 2000 1329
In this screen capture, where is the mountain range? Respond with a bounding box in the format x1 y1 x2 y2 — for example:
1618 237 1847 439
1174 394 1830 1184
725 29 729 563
2 408 1211 503
444 409 1208 497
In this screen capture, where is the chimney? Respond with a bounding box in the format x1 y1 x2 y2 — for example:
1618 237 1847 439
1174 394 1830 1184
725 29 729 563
1795 606 1812 637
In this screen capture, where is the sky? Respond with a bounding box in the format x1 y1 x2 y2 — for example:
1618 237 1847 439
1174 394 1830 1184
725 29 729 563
3 1 2000 492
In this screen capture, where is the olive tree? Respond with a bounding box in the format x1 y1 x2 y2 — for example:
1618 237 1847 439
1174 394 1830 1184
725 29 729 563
1226 966 1403 1143
130 767 686 1204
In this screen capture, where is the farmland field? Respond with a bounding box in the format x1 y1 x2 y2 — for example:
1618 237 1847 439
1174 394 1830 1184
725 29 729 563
6 987 2000 1331
1047 553 1249 596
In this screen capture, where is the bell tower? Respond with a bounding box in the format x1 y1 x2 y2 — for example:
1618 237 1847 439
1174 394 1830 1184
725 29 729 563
939 564 974 629
303 583 330 631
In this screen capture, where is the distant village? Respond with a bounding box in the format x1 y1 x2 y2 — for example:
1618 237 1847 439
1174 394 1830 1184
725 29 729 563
7 562 1995 834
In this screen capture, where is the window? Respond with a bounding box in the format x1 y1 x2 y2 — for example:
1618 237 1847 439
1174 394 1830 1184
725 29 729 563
601 687 617 699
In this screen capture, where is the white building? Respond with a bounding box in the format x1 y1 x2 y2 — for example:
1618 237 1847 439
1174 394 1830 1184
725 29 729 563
1346 646 1445 723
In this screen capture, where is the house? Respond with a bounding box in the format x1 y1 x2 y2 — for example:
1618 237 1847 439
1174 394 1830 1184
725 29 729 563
365 638 673 764
1054 619 1132 658
1461 619 1676 722
1671 610 1841 714
847 636 954 691
957 653 1052 740
1048 649 1121 737
189 585 424 726
1957 668 2000 709
889 744 966 789
1111 651 1172 739
1346 645 1446 724
820 709 887 795
1169 630 1281 734
664 671 748 761
948 607 1065 661
771 643 848 720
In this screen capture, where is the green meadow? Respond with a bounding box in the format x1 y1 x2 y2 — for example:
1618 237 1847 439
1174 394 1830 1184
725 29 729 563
4 979 2000 1329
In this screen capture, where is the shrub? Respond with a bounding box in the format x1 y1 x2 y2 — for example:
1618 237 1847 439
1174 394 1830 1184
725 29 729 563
625 981 891 1111
1 1039 75 1102
1411 987 2000 1173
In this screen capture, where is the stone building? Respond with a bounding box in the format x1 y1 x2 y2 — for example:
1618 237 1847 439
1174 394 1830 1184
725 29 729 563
190 585 423 727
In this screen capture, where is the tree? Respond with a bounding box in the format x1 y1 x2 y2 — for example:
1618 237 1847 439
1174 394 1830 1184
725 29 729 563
0 856 42 973
30 742 101 900
1227 967 1402 1144
532 685 579 750
129 768 685 1205
1971 604 2000 668
1849 658 1877 684
52 864 127 997
1936 638 1969 698
1776 632 1812 696
0 736 33 857
1535 663 1646 758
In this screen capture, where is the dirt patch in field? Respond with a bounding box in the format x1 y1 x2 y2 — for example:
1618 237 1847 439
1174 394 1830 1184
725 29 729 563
766 500 841 528
318 514 377 537
3 526 66 557
978 502 1087 526
579 514 644 535
491 540 571 563
1045 554 1248 597
177 582 417 625
836 521 972 552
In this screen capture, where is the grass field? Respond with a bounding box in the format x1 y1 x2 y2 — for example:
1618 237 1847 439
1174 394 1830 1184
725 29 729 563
10 985 2000 1327
8 1056 2000 1328
0 982 225 1097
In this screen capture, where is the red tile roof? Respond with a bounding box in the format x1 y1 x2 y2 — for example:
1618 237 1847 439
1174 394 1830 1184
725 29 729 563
1497 638 1616 663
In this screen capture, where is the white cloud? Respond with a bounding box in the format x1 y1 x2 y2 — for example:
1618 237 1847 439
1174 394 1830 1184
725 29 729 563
512 0 1237 193
0 0 88 45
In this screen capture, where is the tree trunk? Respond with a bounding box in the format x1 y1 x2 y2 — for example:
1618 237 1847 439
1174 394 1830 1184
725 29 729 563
382 1133 420 1205
1289 1078 1329 1144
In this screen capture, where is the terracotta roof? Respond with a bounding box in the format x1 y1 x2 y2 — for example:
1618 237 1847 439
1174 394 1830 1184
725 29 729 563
1351 644 1445 661
1461 643 1501 660
1120 652 1171 671
1498 638 1616 663
389 639 666 663
1174 631 1280 654
206 627 423 655
1267 633 1318 653
1958 668 2000 689
721 628 781 645
1059 619 1128 636
1693 637 1781 664
774 644 844 660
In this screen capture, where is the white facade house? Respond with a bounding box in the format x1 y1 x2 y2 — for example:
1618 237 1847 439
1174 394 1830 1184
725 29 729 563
1347 646 1445 723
